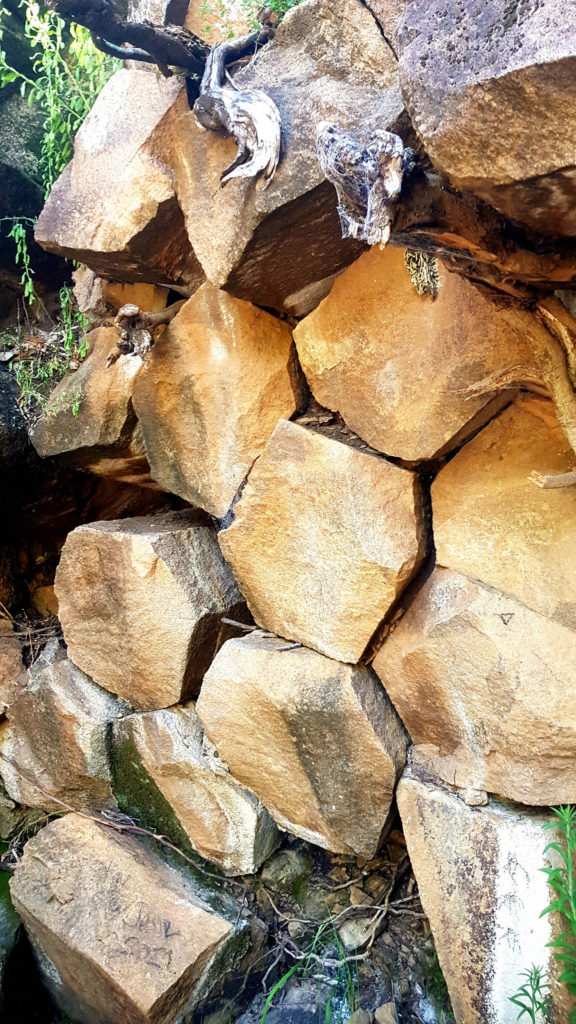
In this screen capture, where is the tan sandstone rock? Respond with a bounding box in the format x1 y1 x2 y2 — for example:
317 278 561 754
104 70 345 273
132 283 303 517
172 0 403 313
55 510 247 710
218 420 426 662
185 0 252 42
196 632 407 857
374 567 576 805
10 814 246 1024
294 247 538 462
35 69 204 291
397 762 570 1024
30 327 153 488
432 394 576 628
397 0 576 237
112 702 280 875
0 644 125 811
0 620 25 714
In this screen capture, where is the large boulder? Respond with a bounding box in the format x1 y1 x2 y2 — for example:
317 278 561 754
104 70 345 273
30 327 153 488
374 567 576 805
294 246 538 462
218 419 426 662
112 702 280 875
172 0 404 313
0 620 25 714
55 510 248 710
35 69 204 291
0 644 126 811
10 813 248 1024
133 283 304 517
197 632 407 858
397 760 570 1024
397 0 576 237
431 394 576 627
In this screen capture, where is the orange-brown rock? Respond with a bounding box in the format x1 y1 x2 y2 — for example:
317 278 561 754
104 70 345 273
0 644 125 811
0 620 25 714
219 420 426 662
55 510 247 710
197 633 406 857
432 394 576 627
10 814 246 1024
113 702 280 875
294 247 539 462
133 283 303 517
397 761 569 1024
374 568 576 805
172 0 402 313
397 0 576 237
184 0 252 42
35 69 204 291
30 327 153 488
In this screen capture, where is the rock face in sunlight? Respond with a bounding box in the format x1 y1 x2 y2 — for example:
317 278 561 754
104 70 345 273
218 420 427 662
55 511 247 710
112 701 280 875
197 632 406 857
133 283 304 517
35 69 205 291
0 620 25 714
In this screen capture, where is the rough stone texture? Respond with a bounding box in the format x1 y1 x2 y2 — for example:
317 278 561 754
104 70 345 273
30 327 153 488
35 69 204 291
10 814 246 1024
374 567 576 805
133 283 303 517
0 620 25 714
185 0 252 42
432 394 576 628
172 0 403 313
197 632 407 857
397 762 569 1024
368 0 408 40
219 420 426 662
397 0 576 237
112 702 280 875
73 267 170 320
0 644 125 811
294 246 538 462
55 510 247 710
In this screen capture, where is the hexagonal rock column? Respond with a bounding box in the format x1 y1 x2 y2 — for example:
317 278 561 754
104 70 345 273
35 69 204 291
172 0 403 314
294 246 539 462
132 283 304 517
397 0 576 237
397 762 569 1024
10 814 247 1024
112 702 280 875
30 327 153 488
196 632 407 858
218 420 426 662
0 643 126 812
55 510 247 711
373 567 576 805
432 394 576 627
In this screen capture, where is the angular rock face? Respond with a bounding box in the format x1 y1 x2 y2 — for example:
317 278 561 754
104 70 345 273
196 632 407 857
219 420 426 662
133 283 303 517
374 568 576 805
397 0 576 237
0 620 25 714
30 327 153 488
185 0 252 42
172 0 403 313
10 814 245 1024
294 247 537 462
35 69 204 290
112 702 280 875
397 762 568 1024
432 395 576 627
0 645 125 811
55 510 247 710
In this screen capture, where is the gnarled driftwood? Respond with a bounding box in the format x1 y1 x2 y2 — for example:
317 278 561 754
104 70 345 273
106 300 186 367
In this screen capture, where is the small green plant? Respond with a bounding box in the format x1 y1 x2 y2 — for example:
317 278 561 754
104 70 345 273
541 805 576 1022
509 965 550 1022
200 0 301 35
421 946 453 1024
260 925 357 1024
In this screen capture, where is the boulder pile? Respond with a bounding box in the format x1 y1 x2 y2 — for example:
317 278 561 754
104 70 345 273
1 0 576 1021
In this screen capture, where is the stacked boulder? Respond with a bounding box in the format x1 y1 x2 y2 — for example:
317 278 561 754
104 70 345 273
1 0 576 1022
